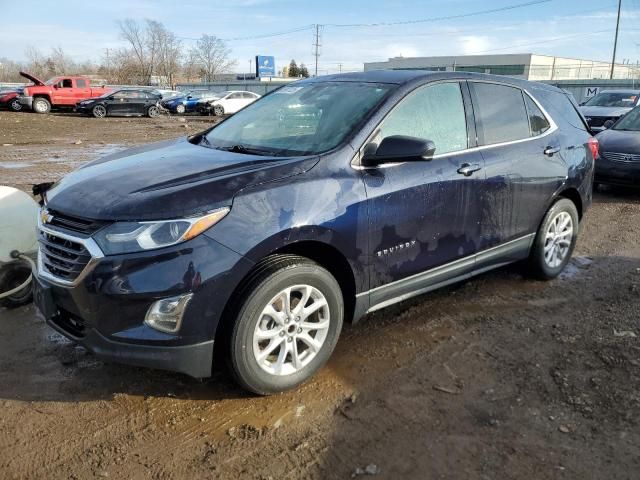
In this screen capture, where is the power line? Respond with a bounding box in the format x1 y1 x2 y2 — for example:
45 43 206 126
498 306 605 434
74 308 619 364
325 0 552 27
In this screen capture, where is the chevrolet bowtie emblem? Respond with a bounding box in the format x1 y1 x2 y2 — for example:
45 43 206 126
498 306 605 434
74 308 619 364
40 209 54 224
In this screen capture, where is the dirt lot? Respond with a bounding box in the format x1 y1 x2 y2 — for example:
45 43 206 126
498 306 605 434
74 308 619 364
1 111 639 479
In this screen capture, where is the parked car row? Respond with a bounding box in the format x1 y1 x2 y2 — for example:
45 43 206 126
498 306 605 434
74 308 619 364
4 71 260 118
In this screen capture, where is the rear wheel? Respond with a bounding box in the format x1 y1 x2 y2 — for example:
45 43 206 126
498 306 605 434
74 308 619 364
213 105 225 116
0 263 33 309
92 104 107 118
32 97 51 114
9 99 22 112
527 198 579 280
147 105 160 118
229 255 343 395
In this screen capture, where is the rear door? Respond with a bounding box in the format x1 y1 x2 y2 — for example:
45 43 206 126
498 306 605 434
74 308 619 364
107 91 131 115
74 78 92 103
468 81 565 256
363 81 485 305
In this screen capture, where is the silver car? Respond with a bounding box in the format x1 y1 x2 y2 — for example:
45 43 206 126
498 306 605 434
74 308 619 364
580 89 640 132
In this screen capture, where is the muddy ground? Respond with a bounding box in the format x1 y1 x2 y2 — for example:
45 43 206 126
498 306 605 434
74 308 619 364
1 111 639 479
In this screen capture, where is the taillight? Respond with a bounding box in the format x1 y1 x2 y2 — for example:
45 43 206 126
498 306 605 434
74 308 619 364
588 137 599 160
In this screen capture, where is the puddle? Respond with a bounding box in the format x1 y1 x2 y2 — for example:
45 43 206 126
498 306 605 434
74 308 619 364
0 162 32 169
560 256 593 280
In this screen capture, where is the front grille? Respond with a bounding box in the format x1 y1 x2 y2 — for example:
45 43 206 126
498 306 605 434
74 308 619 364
586 116 612 128
46 209 106 235
39 230 91 282
602 151 640 163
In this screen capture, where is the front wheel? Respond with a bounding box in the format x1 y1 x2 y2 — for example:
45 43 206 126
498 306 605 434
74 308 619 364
213 105 225 116
92 104 107 118
175 104 186 114
9 99 22 112
527 198 579 280
32 97 51 114
229 255 343 395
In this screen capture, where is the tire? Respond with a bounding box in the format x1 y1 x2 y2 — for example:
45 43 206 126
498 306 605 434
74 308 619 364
213 105 225 116
92 104 107 118
229 255 343 395
527 198 579 280
147 105 160 118
9 99 22 112
0 263 33 309
175 104 186 114
32 97 51 114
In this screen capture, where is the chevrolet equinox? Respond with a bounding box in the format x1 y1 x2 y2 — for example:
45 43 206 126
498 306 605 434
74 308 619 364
34 71 596 394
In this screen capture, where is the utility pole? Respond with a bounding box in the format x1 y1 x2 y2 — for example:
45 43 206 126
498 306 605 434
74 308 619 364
610 0 622 79
313 24 322 77
338 63 342 73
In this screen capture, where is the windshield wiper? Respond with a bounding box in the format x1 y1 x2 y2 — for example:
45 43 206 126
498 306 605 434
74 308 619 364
218 144 279 156
199 135 212 147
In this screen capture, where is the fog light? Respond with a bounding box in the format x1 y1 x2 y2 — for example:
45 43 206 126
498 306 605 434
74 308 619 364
144 293 193 333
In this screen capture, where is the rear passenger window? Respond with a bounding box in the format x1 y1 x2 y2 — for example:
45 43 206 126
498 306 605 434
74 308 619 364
470 83 530 145
379 82 468 155
524 95 550 136
76 79 87 88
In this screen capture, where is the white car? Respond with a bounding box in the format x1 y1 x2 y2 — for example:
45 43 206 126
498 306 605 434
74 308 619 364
199 91 261 116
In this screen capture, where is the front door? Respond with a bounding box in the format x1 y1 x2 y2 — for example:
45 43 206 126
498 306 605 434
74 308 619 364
51 78 76 106
362 81 485 307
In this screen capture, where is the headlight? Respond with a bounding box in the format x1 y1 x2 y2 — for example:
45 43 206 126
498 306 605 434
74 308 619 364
93 207 229 255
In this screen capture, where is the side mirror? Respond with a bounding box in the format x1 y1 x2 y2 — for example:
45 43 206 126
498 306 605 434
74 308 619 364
362 135 436 167
579 101 586 106
187 95 193 99
53 84 59 89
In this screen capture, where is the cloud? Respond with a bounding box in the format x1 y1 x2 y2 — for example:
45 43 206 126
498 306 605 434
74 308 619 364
458 36 492 55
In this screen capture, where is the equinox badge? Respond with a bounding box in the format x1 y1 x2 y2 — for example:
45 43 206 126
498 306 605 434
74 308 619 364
376 240 417 257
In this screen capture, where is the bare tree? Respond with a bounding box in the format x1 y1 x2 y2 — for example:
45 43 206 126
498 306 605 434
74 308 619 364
118 19 159 84
48 46 73 75
190 34 236 82
154 26 182 87
182 49 201 82
24 46 47 79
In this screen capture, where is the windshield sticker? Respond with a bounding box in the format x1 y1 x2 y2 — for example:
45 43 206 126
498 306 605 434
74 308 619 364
275 86 304 95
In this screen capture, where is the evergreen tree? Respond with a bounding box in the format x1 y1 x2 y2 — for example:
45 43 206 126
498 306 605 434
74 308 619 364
288 59 299 77
299 63 310 78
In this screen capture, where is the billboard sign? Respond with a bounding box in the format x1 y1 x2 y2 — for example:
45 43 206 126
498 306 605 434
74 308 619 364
256 55 276 78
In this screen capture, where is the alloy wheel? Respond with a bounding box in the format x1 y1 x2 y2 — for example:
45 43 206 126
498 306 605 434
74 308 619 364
252 285 330 376
93 105 106 118
10 100 21 111
148 106 159 117
543 211 573 268
176 104 185 114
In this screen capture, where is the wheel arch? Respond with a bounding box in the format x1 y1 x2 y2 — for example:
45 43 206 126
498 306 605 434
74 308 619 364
557 187 583 220
213 239 358 362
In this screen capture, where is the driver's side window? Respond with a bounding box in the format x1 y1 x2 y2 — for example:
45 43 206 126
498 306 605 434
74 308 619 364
378 82 468 156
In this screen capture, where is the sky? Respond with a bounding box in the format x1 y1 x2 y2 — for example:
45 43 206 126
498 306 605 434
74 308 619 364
0 0 639 75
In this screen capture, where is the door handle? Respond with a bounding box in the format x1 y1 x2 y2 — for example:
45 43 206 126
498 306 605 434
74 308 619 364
457 163 482 176
544 146 561 157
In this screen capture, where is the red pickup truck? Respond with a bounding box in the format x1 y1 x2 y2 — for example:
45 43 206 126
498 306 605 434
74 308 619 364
17 72 112 114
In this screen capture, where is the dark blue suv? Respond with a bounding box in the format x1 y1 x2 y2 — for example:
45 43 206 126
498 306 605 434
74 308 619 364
34 71 596 394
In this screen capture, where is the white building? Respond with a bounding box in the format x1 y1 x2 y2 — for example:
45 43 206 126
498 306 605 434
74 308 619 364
364 53 640 81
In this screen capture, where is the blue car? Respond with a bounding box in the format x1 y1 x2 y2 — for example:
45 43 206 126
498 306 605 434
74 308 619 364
160 91 218 114
34 71 595 395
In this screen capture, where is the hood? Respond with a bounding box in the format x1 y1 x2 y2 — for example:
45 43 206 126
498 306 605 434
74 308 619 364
45 137 319 221
19 71 45 86
596 128 640 154
579 105 633 118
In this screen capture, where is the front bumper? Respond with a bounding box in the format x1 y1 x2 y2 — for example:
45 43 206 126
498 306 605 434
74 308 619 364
595 156 640 186
18 95 33 108
34 228 254 378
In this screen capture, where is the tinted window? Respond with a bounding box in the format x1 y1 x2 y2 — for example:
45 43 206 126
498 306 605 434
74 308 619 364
524 95 550 136
76 79 87 88
379 82 468 155
229 93 242 99
471 83 530 145
61 79 72 88
113 91 134 99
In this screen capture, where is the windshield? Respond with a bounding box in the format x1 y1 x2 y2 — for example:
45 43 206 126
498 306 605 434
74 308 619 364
204 82 393 156
585 92 638 107
613 107 640 131
44 77 61 86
